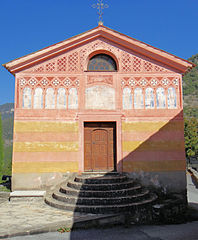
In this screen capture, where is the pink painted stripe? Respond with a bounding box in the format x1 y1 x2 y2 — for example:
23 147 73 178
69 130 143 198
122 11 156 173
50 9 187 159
122 151 186 162
14 132 79 142
122 131 184 142
13 152 79 162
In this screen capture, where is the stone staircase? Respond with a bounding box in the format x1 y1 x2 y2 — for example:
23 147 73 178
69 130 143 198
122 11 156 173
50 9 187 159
45 172 157 214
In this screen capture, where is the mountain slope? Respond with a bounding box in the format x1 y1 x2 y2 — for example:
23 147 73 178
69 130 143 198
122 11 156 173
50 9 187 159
183 54 198 118
0 103 14 120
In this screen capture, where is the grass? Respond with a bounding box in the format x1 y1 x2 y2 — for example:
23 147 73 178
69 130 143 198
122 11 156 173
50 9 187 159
0 185 10 192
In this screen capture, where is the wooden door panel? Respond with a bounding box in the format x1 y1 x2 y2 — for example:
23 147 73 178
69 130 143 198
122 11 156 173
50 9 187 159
84 123 115 171
107 129 114 169
92 129 108 170
84 129 92 170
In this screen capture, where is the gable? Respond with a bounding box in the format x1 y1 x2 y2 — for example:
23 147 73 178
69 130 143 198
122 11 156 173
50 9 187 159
3 25 194 74
21 38 175 74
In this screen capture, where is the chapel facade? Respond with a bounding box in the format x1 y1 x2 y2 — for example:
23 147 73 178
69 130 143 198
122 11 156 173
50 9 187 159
3 25 194 192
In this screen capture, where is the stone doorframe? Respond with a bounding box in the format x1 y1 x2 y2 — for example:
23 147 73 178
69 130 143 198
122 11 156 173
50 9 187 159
78 113 122 172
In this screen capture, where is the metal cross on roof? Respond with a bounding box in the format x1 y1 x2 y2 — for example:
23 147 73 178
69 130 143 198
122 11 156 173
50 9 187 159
92 0 109 25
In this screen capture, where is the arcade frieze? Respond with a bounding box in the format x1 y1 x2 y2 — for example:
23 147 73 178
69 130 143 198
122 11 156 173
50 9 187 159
18 76 80 90
121 76 180 89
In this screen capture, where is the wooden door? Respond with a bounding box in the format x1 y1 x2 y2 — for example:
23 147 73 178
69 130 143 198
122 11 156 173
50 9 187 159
84 122 115 171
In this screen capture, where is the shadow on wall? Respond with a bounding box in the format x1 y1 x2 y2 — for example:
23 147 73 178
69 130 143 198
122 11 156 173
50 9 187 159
55 111 187 238
118 110 186 195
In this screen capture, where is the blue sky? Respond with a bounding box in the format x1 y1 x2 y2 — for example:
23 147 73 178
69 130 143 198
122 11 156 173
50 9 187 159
0 0 197 105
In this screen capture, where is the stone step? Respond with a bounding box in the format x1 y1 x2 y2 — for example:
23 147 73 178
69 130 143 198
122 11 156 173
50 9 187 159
60 184 142 198
52 188 150 205
9 191 46 201
45 193 157 214
82 172 119 176
67 179 135 191
74 175 127 184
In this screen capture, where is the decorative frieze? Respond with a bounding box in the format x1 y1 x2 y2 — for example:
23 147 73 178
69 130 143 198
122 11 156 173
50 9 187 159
23 39 173 74
18 76 80 90
121 77 180 89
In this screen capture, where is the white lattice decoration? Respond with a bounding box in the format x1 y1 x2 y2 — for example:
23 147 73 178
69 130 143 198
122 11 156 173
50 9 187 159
162 78 169 86
140 79 147 86
133 56 142 72
122 76 180 90
41 79 48 86
20 78 26 86
57 57 66 72
80 49 87 71
64 79 71 87
32 65 45 72
173 78 179 86
151 79 158 86
75 80 79 86
154 65 167 72
29 78 37 86
128 79 136 86
121 80 125 86
52 79 59 86
46 62 56 72
122 52 132 72
144 61 153 72
79 39 120 71
68 52 79 72
91 41 103 50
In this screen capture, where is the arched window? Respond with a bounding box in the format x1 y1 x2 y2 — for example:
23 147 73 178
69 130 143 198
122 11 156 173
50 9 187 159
145 88 154 109
88 54 117 71
22 87 32 109
57 88 66 109
167 87 177 109
33 88 43 109
156 87 166 109
68 88 78 109
123 87 132 110
134 88 144 109
45 88 55 109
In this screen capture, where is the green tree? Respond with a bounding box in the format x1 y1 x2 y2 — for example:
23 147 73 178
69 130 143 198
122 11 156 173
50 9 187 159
3 146 12 175
0 113 4 172
184 118 198 158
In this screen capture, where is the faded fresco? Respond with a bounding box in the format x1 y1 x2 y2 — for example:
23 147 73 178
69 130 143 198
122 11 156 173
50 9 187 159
156 87 166 109
134 88 144 109
33 88 43 109
68 88 78 109
45 88 55 109
57 88 67 109
145 87 155 109
168 87 177 109
123 87 132 110
22 87 31 109
85 85 115 110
